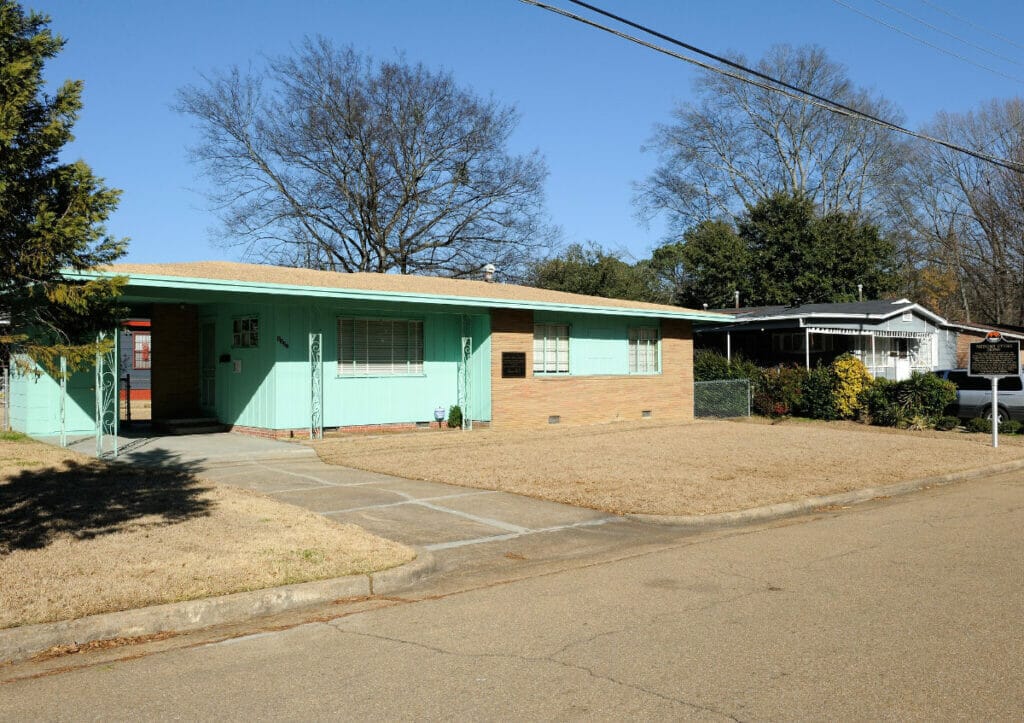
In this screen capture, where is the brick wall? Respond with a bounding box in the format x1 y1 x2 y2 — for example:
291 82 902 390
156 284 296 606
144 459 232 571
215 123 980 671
151 303 201 420
489 309 693 427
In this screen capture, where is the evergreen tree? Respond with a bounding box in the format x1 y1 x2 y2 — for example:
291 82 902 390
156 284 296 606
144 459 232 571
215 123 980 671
526 243 665 303
0 1 126 372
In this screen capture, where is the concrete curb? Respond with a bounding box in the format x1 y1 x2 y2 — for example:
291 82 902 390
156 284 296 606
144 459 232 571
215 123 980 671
627 458 1024 530
0 550 435 665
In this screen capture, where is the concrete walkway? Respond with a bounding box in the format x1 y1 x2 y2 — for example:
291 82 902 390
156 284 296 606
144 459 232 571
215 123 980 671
55 431 618 552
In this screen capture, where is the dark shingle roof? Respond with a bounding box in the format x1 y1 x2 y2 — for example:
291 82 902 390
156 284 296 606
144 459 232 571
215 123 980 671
710 299 916 319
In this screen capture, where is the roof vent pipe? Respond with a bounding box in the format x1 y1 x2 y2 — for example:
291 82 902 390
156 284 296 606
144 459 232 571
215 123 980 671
734 290 740 309
483 263 496 283
858 284 863 302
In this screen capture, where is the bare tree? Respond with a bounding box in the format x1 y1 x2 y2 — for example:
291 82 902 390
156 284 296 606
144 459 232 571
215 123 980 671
900 99 1024 325
639 45 908 232
176 38 550 276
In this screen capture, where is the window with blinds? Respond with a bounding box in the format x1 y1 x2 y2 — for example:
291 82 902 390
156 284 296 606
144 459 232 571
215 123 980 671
533 323 569 374
337 318 424 376
628 327 659 373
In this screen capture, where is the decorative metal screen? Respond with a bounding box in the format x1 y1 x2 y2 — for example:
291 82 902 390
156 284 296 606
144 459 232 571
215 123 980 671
309 332 323 440
458 334 472 430
95 332 119 458
59 356 67 447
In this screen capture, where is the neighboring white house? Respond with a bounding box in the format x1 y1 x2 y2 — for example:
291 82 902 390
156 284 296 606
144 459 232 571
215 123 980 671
696 299 958 380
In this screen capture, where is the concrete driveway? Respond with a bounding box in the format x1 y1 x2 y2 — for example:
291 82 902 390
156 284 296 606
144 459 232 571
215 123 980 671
56 430 617 552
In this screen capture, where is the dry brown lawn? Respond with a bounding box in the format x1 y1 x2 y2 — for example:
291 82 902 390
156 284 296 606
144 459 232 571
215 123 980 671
0 434 414 629
313 418 1024 516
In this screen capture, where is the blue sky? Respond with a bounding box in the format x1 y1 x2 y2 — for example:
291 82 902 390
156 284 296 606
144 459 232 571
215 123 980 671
37 0 1024 265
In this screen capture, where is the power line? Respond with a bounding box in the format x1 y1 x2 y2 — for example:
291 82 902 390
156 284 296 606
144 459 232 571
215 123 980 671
516 0 1024 173
831 0 1024 85
872 0 1023 67
918 0 1024 54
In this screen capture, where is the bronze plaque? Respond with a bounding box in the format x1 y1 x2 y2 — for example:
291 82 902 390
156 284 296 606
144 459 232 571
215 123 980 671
501 351 526 378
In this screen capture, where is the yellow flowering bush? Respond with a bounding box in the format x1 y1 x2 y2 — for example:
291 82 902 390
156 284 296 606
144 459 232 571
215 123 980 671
832 355 873 419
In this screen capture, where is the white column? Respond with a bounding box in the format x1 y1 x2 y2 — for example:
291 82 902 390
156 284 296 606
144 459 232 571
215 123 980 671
726 331 732 362
805 329 811 370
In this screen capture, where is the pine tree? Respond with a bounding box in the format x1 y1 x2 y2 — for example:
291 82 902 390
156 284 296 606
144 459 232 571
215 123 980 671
0 1 126 373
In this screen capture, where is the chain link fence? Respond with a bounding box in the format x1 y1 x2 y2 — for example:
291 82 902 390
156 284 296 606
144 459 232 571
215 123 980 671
694 378 751 418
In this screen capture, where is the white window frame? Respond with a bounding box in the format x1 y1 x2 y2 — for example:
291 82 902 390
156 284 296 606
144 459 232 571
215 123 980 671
337 317 424 376
232 316 259 348
533 323 570 374
628 327 660 374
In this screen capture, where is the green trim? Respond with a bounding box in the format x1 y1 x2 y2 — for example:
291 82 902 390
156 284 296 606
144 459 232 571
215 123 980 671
65 269 734 322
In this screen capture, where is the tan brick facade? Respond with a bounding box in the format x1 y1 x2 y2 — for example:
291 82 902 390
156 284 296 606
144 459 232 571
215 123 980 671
151 303 201 420
489 309 694 428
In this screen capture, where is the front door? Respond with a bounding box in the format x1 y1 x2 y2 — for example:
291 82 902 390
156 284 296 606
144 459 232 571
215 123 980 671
200 322 216 413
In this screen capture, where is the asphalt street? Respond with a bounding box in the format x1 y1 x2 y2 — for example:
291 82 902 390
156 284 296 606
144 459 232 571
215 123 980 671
2 470 1022 720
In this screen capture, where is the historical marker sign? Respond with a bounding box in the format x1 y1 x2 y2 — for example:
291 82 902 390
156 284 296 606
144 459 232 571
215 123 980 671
968 331 1020 449
969 337 1020 378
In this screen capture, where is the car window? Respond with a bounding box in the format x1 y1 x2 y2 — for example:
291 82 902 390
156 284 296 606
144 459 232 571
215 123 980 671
1000 376 1023 392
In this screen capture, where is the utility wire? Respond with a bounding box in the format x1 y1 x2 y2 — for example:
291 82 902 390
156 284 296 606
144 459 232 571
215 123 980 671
872 0 1023 67
516 0 1024 173
918 0 1024 54
831 0 1024 85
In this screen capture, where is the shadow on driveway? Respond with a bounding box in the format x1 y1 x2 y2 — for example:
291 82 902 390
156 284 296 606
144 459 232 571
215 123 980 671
0 449 213 554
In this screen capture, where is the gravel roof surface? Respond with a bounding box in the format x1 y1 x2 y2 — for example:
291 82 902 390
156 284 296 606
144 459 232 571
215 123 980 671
104 261 729 317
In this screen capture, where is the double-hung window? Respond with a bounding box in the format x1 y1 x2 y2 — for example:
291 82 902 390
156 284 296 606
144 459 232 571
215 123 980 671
337 318 423 376
533 323 569 374
628 327 659 374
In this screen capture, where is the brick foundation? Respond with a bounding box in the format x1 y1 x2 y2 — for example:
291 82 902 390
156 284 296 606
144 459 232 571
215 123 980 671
228 420 490 440
489 309 693 428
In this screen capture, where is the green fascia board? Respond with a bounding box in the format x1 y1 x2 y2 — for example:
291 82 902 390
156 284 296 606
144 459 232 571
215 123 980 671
64 269 735 323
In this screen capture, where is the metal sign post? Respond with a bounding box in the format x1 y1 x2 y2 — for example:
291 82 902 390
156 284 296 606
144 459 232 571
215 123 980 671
968 331 1021 448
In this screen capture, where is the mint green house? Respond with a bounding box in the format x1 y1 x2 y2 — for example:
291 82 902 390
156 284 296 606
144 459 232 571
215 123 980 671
8 262 728 445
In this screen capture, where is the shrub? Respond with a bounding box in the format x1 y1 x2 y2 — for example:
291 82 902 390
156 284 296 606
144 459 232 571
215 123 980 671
863 373 957 428
896 372 957 419
801 364 838 420
934 415 959 431
446 404 463 429
693 349 732 382
1001 419 1022 435
693 349 759 383
966 417 991 434
831 355 873 419
863 377 903 427
753 365 807 418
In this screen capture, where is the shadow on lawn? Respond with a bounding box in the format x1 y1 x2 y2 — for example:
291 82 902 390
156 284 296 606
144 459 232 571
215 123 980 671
0 448 214 554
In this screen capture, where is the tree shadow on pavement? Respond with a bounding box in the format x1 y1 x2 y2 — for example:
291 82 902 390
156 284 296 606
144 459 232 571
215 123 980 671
0 448 214 554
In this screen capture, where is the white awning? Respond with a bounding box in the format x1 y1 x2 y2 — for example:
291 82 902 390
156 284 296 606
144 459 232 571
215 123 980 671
806 327 932 339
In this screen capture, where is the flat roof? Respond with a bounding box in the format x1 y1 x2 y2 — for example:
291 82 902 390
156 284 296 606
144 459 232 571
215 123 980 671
69 261 733 322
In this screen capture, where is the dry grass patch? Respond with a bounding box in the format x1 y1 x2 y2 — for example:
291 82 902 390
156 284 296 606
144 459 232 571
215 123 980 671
313 419 1024 517
0 437 414 629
